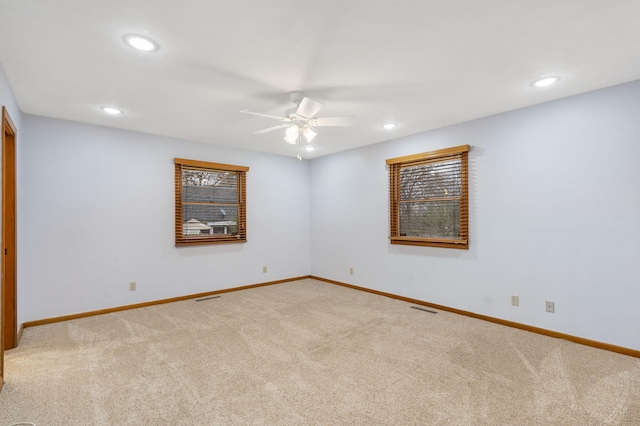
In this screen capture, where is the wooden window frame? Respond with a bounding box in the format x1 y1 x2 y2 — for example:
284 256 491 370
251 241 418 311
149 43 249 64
175 158 248 246
387 145 469 249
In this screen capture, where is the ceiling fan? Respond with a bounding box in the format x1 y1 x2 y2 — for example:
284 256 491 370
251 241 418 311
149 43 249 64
240 92 356 158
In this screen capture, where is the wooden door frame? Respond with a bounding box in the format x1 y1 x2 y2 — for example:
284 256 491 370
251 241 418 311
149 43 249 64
1 106 17 390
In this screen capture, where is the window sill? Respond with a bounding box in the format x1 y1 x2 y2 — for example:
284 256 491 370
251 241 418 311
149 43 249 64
176 237 247 247
390 236 468 250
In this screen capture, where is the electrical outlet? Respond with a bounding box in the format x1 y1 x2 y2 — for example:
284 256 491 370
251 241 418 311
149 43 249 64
349 267 354 275
262 266 267 273
545 300 554 313
129 282 136 291
511 295 519 306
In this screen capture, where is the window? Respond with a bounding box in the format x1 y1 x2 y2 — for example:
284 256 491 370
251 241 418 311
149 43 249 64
175 158 248 246
387 145 469 249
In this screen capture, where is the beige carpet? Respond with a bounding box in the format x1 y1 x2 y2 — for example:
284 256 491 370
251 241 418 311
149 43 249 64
1 278 639 425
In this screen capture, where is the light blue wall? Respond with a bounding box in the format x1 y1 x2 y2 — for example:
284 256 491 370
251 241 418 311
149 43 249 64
309 80 640 351
0 62 22 130
18 115 311 323
0 62 23 338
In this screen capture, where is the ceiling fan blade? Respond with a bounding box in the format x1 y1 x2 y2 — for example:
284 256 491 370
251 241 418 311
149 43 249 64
240 110 290 122
314 116 357 127
295 97 324 118
253 124 290 134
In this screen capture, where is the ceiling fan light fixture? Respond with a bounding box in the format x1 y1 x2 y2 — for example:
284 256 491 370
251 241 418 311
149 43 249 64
531 76 560 87
303 127 318 143
285 124 299 139
285 124 300 144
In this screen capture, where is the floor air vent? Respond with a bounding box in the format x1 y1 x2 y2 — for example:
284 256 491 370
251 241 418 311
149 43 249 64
196 295 221 302
411 306 438 314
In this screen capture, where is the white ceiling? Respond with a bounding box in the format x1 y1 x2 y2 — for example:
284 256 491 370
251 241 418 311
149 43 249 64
1 1 639 159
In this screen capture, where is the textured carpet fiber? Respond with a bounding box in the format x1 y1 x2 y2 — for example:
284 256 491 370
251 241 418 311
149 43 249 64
1 279 639 425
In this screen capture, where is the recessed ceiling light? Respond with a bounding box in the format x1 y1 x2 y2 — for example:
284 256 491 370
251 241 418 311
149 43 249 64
382 123 397 130
123 34 158 52
305 146 315 152
531 76 560 88
100 106 123 115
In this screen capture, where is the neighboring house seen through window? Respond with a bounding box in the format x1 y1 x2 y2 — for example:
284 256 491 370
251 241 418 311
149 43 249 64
175 158 248 246
387 145 469 249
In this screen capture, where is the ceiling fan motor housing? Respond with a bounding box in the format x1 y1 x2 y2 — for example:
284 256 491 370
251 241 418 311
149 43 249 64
289 91 304 105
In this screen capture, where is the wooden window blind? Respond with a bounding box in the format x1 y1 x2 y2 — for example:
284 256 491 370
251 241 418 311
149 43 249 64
387 145 469 249
174 158 248 246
